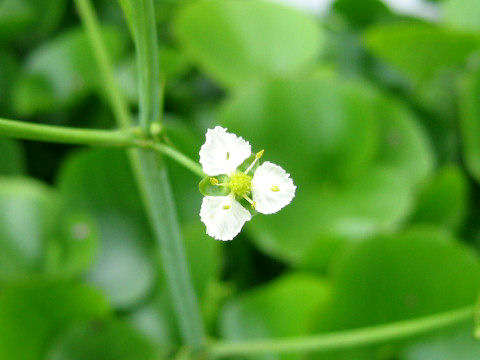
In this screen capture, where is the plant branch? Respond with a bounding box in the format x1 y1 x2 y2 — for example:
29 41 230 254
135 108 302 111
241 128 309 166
0 118 133 147
130 0 161 133
209 306 474 358
152 143 204 178
75 0 131 129
76 0 207 353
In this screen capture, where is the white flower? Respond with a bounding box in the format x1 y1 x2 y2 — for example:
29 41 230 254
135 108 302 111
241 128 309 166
199 126 296 241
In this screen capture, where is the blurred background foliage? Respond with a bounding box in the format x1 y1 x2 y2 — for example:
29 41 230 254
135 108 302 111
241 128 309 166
1 0 480 358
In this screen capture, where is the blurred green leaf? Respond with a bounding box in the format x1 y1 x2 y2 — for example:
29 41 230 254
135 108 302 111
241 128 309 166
127 291 178 358
0 0 35 40
57 149 156 309
0 0 67 42
374 97 434 186
328 228 480 330
247 166 413 267
220 273 331 360
174 0 323 87
0 50 20 114
47 320 157 360
332 0 392 28
364 23 480 82
409 166 468 230
402 324 480 360
14 26 127 115
0 177 56 281
0 138 26 175
0 280 110 360
116 47 190 104
220 76 379 184
443 0 480 32
459 67 480 183
48 212 99 278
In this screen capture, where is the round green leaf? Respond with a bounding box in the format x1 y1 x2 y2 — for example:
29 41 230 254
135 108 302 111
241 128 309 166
174 0 323 87
0 138 26 175
409 166 468 230
328 228 480 330
0 177 56 281
402 324 480 360
374 97 434 186
57 149 156 308
47 320 157 360
0 280 110 360
443 0 480 32
364 23 480 82
14 26 127 115
248 166 413 267
220 76 379 184
220 273 331 360
459 67 480 183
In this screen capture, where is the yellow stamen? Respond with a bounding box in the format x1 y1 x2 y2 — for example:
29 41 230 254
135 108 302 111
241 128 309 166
242 194 256 209
244 149 265 175
210 177 219 185
229 172 252 197
271 185 280 192
223 205 231 210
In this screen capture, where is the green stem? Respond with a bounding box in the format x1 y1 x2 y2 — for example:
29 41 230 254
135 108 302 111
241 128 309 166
128 0 207 350
209 306 474 358
76 0 207 352
0 118 133 146
75 0 131 129
152 143 204 178
130 0 161 133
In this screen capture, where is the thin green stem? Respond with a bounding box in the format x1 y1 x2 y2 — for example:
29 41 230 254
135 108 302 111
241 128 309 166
75 0 131 129
130 0 161 133
152 143 204 178
76 0 207 353
209 306 474 358
128 0 207 351
0 117 133 147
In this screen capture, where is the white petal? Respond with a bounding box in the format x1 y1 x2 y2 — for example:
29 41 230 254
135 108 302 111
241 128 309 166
199 126 251 176
252 161 296 214
200 195 252 241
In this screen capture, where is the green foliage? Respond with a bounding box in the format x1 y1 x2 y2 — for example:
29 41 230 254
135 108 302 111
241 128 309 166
0 280 110 360
174 0 323 87
47 321 157 360
1 0 480 358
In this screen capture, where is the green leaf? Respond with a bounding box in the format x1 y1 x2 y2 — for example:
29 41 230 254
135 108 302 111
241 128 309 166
459 67 480 183
14 26 127 115
48 212 99 278
328 228 480 330
47 320 157 360
0 0 67 42
0 280 110 360
220 76 379 184
332 0 392 28
374 97 434 186
174 0 323 87
248 166 413 267
364 23 480 82
220 273 331 360
409 166 468 230
0 138 26 175
127 291 179 358
57 149 156 309
402 323 480 360
182 221 223 301
0 177 57 281
443 0 480 32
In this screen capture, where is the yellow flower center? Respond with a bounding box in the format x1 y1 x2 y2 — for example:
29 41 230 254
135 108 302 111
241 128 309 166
228 172 252 197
